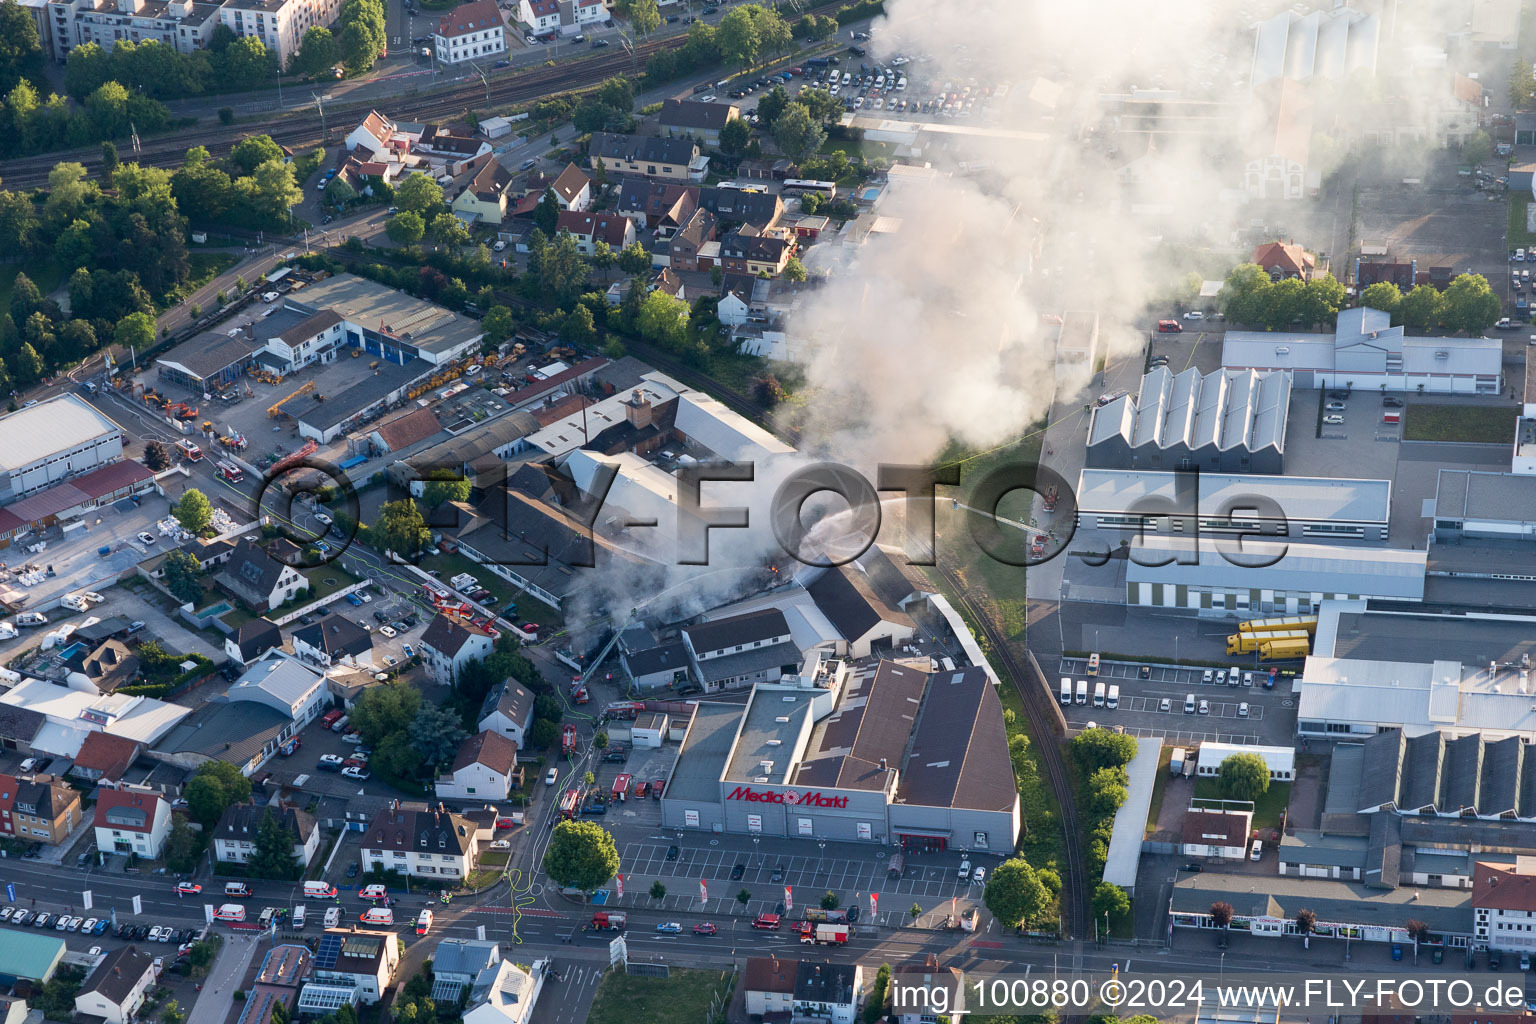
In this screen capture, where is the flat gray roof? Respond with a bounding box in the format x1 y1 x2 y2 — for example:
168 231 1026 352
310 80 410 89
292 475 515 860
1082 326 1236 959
1321 604 1536 668
1434 469 1536 524
1125 537 1425 599
0 395 121 474
667 702 744 804
289 274 483 357
1279 830 1368 868
724 687 817 785
1078 469 1391 524
1171 872 1471 933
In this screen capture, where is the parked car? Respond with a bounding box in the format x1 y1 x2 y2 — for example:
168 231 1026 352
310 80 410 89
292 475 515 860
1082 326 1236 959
656 922 682 933
341 766 371 780
379 626 397 638
1382 396 1404 407
1323 414 1344 425
1183 310 1204 320
694 922 717 935
666 845 679 861
730 863 745 880
318 755 345 770
1238 702 1250 717
1325 401 1347 411
1198 699 1210 715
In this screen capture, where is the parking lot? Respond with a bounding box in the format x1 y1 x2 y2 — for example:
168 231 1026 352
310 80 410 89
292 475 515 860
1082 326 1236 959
618 840 980 901
1055 656 1294 745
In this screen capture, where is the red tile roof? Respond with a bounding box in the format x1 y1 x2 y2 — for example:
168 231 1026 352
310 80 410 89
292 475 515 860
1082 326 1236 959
1473 861 1536 913
556 210 630 247
375 407 443 451
437 0 502 38
71 733 142 781
93 787 165 835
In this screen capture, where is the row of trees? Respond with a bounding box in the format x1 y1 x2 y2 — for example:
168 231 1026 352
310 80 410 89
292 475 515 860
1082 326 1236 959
172 137 305 230
0 0 45 98
65 34 276 101
351 681 467 781
1215 263 1346 330
1358 275 1502 334
2 78 173 158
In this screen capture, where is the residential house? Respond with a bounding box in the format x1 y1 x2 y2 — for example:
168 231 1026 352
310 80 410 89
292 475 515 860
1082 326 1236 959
720 224 793 277
661 207 717 272
616 179 698 234
680 608 801 692
431 939 502 1002
360 805 478 880
295 928 400 1011
1180 809 1253 860
93 786 172 858
2 773 83 845
68 732 142 784
555 210 636 256
261 309 347 374
435 730 521 801
805 561 917 658
212 802 320 869
217 540 308 612
415 128 493 175
434 0 505 65
620 640 689 690
699 186 783 227
657 98 741 147
744 957 797 1020
292 615 375 670
345 111 398 161
48 0 222 60
1252 240 1315 281
1474 859 1536 953
549 163 592 211
74 946 155 1024
891 956 965 1024
453 161 517 226
226 652 329 727
226 618 283 667
62 639 139 693
563 0 607 33
419 613 498 685
462 958 545 1024
478 679 535 747
716 275 761 327
794 961 861 1024
516 0 558 33
588 133 704 183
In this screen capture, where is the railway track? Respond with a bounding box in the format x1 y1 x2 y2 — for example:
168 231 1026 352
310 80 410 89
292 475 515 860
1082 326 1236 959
1 0 853 189
934 563 1088 942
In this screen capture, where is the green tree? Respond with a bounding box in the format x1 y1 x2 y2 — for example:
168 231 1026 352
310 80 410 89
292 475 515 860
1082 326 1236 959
820 890 840 910
1086 765 1129 814
1298 272 1345 326
230 134 284 175
1069 728 1137 773
1092 882 1130 925
863 965 892 1023
480 304 514 343
350 682 422 747
716 5 762 67
1397 283 1443 331
337 0 386 72
650 879 667 900
291 26 339 77
374 730 422 779
984 856 1051 929
185 761 252 827
1295 908 1316 938
386 210 426 247
533 188 560 237
408 700 467 772
1440 273 1501 334
1358 281 1403 317
247 159 303 225
756 83 790 126
617 240 651 276
394 171 445 215
561 304 597 345
142 440 171 471
534 232 589 303
429 211 470 248
1463 129 1493 167
1260 276 1306 329
718 116 753 156
737 888 751 905
782 256 807 283
12 341 43 385
162 550 204 604
172 488 214 534
1511 57 1536 109
218 36 272 90
114 310 156 353
374 497 430 558
164 816 202 873
323 176 357 209
771 102 827 163
542 819 620 892
1216 263 1271 326
0 0 45 96
636 289 688 349
1217 752 1271 802
248 808 301 880
625 0 660 36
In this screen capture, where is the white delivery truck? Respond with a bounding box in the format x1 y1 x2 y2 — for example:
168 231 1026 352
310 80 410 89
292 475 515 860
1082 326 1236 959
1093 682 1106 708
1106 684 1120 709
1060 678 1072 704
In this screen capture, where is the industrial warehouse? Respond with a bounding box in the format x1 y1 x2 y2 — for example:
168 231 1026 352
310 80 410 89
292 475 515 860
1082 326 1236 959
660 654 1020 852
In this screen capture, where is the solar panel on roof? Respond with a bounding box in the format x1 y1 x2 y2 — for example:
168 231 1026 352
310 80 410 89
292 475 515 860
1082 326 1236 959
314 933 343 969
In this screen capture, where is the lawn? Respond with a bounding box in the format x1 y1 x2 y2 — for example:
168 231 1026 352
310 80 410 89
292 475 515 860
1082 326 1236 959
305 565 365 605
588 968 735 1024
1194 779 1292 832
1145 746 1174 836
1402 403 1518 443
1510 195 1536 249
818 134 897 165
0 260 63 311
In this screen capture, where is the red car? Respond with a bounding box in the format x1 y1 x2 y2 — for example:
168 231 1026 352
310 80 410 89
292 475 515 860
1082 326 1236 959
1156 319 1183 333
694 923 717 935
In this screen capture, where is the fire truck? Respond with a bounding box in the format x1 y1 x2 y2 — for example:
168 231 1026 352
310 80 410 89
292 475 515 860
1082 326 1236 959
215 460 244 483
796 922 850 945
561 724 577 758
558 788 582 820
611 774 632 803
604 701 646 721
176 439 203 462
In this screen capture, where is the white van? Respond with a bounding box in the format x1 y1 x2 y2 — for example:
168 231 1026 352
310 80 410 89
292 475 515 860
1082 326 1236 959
303 881 337 899
292 905 307 929
896 75 907 90
1059 677 1072 705
224 882 251 898
1250 840 1263 861
1075 680 1088 705
1227 667 1241 687
1106 684 1120 709
1092 682 1106 708
360 907 394 926
1184 693 1196 714
215 904 246 922
324 906 341 928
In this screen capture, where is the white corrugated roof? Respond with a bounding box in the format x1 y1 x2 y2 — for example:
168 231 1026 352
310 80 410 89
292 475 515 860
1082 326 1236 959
0 395 122 474
1077 469 1390 523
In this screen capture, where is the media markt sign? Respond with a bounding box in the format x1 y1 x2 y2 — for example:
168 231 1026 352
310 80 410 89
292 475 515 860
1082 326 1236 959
726 786 849 809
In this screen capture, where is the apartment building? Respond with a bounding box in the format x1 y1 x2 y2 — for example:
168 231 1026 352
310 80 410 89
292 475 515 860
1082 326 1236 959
218 0 345 66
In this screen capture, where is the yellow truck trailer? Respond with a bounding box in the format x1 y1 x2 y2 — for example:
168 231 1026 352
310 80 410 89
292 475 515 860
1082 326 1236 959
1258 637 1311 662
1239 615 1319 636
1226 628 1310 655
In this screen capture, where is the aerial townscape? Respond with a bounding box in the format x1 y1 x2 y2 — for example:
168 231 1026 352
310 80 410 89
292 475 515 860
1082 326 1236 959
6 0 1536 1022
